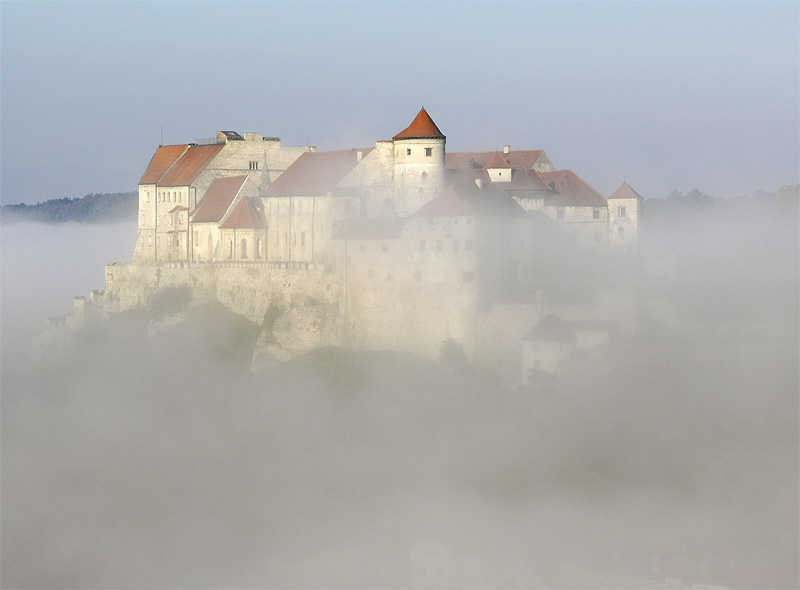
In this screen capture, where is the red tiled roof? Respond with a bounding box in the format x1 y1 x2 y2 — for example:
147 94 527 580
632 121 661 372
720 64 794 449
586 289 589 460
263 149 370 196
192 176 247 223
139 144 190 185
485 152 511 169
413 178 527 218
159 144 225 187
446 150 543 170
219 197 265 229
538 170 606 207
608 181 644 200
504 168 552 192
332 218 402 240
392 108 445 140
453 166 553 195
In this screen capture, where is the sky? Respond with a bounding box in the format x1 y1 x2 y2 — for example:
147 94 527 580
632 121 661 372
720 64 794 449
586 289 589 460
1 0 798 205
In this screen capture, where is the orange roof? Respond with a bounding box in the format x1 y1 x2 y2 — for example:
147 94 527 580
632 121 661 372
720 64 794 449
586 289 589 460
139 144 190 185
159 144 225 187
504 168 552 192
485 152 511 169
447 150 543 170
219 197 265 229
539 170 606 207
608 181 644 200
192 176 247 223
413 178 527 218
264 149 370 196
392 108 445 140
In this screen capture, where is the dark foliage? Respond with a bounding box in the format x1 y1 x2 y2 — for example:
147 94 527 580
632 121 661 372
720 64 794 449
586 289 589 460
0 191 138 224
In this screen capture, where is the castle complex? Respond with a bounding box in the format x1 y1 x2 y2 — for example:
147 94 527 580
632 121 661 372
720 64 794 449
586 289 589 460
102 108 644 380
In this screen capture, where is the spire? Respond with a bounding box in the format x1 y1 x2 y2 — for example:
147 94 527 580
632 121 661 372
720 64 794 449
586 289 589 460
392 107 445 140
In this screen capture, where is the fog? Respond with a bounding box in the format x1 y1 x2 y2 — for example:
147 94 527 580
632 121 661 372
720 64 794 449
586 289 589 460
1 203 798 588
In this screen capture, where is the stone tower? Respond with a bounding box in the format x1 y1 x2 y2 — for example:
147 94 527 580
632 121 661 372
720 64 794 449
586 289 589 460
392 108 446 216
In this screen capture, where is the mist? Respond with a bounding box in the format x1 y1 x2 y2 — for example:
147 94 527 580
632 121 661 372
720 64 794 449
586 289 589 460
1 198 798 588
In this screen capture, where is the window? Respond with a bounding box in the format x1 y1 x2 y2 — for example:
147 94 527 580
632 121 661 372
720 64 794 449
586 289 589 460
257 238 262 258
406 148 412 156
617 206 627 217
557 207 565 220
425 147 432 157
301 232 305 247
241 239 248 259
381 244 388 253
249 161 259 170
593 208 600 220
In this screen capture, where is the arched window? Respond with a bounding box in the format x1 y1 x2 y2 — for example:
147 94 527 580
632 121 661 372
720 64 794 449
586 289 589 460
241 238 248 259
228 239 233 259
257 238 262 259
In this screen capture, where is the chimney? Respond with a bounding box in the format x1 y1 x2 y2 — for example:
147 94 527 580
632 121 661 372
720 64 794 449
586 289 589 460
503 145 511 155
356 150 363 161
475 178 483 189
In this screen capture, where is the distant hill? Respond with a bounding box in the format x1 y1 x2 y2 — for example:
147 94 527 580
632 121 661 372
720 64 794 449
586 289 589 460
0 192 138 224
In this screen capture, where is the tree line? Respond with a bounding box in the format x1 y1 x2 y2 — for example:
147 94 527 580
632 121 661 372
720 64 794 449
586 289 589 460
0 192 138 224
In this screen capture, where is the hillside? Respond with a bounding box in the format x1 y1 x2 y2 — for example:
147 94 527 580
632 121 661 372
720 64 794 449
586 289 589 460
0 192 137 224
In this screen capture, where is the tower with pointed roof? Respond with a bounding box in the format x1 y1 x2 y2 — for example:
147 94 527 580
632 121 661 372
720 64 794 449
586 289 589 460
391 108 447 216
607 181 644 254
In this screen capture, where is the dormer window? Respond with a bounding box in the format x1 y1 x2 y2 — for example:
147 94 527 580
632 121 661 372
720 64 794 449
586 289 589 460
425 148 433 157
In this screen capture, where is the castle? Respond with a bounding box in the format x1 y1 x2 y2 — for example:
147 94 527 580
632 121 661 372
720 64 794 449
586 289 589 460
102 108 644 380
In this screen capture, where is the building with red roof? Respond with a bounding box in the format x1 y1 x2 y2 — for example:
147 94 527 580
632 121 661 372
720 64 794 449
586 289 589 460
114 106 645 378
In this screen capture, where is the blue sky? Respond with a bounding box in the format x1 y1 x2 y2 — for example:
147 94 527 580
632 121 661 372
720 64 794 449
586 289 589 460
1 0 797 204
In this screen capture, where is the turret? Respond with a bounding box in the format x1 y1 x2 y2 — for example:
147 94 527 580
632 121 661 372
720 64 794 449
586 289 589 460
607 181 644 254
392 108 446 216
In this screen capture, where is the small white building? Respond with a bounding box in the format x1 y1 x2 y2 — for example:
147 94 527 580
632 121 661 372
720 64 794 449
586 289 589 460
521 313 612 382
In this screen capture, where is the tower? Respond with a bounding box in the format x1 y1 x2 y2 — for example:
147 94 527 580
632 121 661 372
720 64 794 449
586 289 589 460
392 108 446 216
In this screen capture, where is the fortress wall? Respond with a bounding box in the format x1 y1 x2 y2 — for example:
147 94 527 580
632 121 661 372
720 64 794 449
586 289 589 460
338 231 480 361
103 262 341 324
214 262 341 320
103 262 217 313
